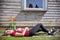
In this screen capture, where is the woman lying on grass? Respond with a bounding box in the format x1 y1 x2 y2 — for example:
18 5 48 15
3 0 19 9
4 23 57 37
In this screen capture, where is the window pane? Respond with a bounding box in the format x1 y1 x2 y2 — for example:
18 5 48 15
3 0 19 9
26 0 43 8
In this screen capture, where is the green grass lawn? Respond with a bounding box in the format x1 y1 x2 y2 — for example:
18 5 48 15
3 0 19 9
0 29 60 40
0 31 60 40
0 30 4 33
0 36 60 40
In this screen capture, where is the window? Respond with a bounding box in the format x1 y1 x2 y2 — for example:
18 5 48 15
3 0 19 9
22 0 48 11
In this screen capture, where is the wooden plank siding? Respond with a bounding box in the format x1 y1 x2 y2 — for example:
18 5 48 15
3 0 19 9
0 0 60 27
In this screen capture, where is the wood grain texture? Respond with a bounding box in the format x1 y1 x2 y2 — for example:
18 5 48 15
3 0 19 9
0 0 60 26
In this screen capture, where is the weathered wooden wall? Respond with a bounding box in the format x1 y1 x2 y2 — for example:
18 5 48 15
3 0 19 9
0 0 60 27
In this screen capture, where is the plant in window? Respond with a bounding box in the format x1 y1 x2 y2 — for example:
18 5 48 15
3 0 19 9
29 3 33 8
35 4 39 8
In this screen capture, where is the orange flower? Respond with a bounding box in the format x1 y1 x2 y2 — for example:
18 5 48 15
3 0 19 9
9 17 16 21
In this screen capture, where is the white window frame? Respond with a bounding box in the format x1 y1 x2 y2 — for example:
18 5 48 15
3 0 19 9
22 0 48 11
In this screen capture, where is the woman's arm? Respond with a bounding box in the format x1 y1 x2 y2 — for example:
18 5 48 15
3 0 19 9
22 27 29 36
15 32 23 36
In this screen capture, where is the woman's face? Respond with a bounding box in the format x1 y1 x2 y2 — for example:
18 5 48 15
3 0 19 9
5 30 13 35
